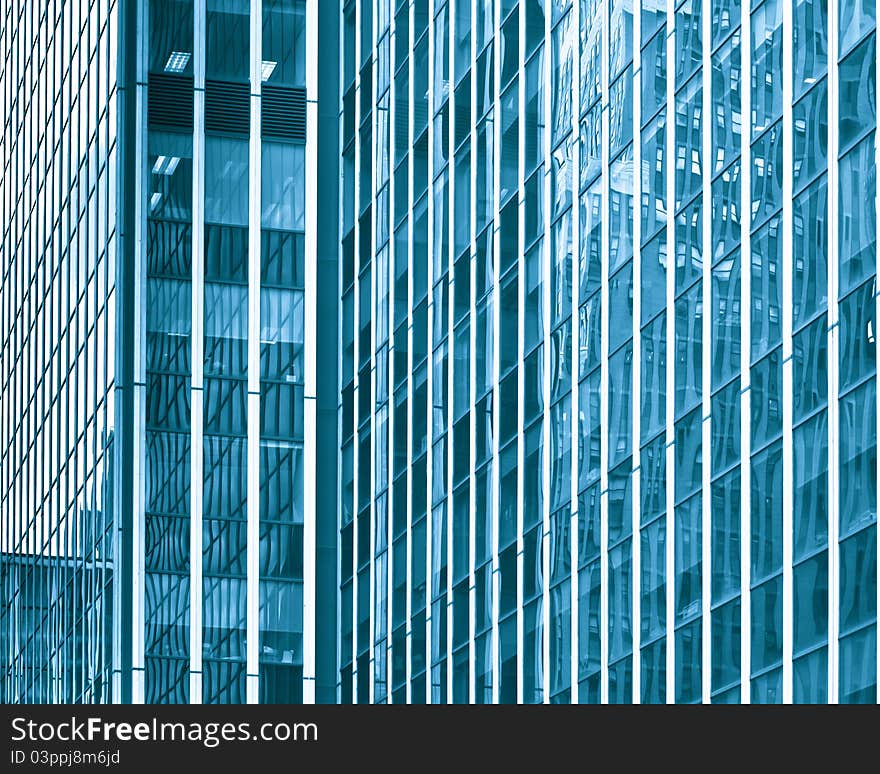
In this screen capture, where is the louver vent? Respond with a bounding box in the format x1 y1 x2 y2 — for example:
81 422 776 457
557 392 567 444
147 74 194 131
262 85 307 143
205 80 250 136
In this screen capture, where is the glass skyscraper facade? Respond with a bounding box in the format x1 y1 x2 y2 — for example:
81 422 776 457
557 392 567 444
1 0 118 702
1 0 878 706
2 0 340 705
338 0 878 703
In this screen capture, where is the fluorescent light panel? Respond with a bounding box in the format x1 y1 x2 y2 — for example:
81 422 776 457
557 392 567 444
164 51 191 73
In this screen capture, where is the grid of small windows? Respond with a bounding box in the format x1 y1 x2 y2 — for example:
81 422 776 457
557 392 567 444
0 0 118 702
342 0 879 704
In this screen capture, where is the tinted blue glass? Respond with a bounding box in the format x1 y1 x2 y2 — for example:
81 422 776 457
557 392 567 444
751 348 782 448
839 527 877 632
711 0 740 48
794 648 828 703
712 467 741 602
579 560 601 685
751 666 782 703
610 149 635 271
794 411 829 560
676 0 702 87
609 69 634 156
608 462 633 544
641 230 668 325
711 161 742 259
579 370 602 487
676 197 703 291
609 344 633 467
608 656 633 704
793 81 828 190
839 280 877 391
641 639 666 703
792 177 828 327
675 494 702 622
711 34 742 174
839 34 877 152
751 441 784 582
839 625 877 703
579 484 601 565
751 576 783 673
839 133 877 293
712 597 741 693
751 121 783 226
793 315 828 421
794 552 829 653
675 282 703 414
751 0 783 134
641 517 666 641
675 407 703 503
641 28 667 121
840 0 876 54
712 379 741 475
640 434 667 524
751 216 782 358
675 619 702 703
839 380 878 535
641 316 667 442
608 542 633 663
674 77 703 211
712 251 741 388
609 262 634 353
641 111 668 243
793 0 828 97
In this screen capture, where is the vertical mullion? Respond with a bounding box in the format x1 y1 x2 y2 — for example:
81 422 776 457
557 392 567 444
664 0 675 705
740 0 753 705
189 0 206 706
128 0 149 706
303 0 319 706
632 0 642 706
351 0 362 705
599 0 610 705
367 0 378 705
426 0 437 707
701 0 713 705
780 0 794 705
826 0 839 706
245 0 262 707
570 0 582 707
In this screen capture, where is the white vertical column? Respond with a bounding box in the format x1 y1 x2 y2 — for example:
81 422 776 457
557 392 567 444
664 0 676 705
516 0 528 706
189 0 206 706
632 0 642 706
129 0 150 705
740 0 753 705
426 0 438 707
387 1 399 704
367 0 378 704
599 0 610 705
302 0 319 706
245 0 262 707
826 0 839 706
570 0 582 707
780 0 794 706
405 0 417 703
351 0 363 705
875 0 880 708
701 0 713 705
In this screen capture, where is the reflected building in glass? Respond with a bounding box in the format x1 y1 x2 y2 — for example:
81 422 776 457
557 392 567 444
338 0 879 703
